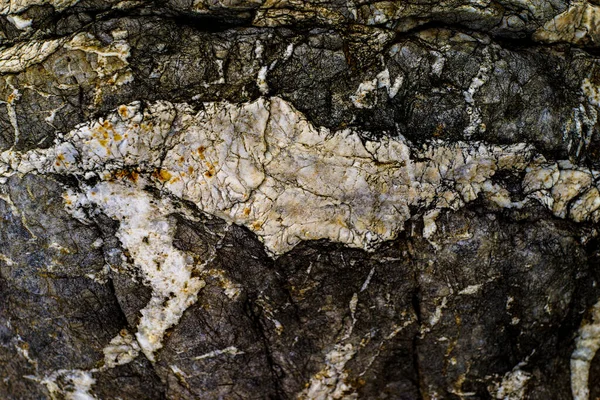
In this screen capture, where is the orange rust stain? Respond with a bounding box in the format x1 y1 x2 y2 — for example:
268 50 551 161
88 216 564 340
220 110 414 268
129 170 139 182
197 146 206 160
454 314 462 326
112 169 139 183
204 162 216 178
114 133 123 141
252 221 263 230
243 207 251 216
153 168 172 182
188 166 194 175
118 105 128 118
98 139 109 147
7 93 15 103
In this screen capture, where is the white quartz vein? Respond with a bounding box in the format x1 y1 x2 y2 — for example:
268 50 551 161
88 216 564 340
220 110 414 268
1 96 600 256
193 346 244 360
571 299 600 400
299 343 357 400
41 369 97 400
490 367 531 400
463 47 491 138
25 329 141 399
64 180 207 362
351 67 403 108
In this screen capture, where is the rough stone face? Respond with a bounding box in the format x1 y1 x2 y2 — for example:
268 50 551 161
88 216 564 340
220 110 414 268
1 1 600 399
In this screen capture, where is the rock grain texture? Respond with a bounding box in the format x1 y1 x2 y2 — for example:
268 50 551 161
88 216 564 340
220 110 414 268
2 1 600 399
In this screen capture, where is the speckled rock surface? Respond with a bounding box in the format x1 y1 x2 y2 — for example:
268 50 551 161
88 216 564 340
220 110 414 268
1 1 600 399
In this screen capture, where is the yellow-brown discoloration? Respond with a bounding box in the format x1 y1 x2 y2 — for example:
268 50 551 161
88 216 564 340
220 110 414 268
153 168 172 182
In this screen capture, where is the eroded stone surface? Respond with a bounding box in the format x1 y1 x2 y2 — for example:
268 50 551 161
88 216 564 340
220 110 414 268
1 1 600 399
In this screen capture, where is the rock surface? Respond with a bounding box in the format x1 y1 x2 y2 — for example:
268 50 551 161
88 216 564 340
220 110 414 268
1 1 600 399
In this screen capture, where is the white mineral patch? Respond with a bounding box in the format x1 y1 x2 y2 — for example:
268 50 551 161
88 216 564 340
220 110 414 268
64 179 206 362
215 59 225 84
523 160 600 222
254 39 274 94
0 39 65 73
193 346 244 360
283 43 295 60
428 296 448 328
388 75 403 98
351 76 377 108
463 48 492 137
64 32 133 104
360 267 375 292
341 292 359 340
299 343 357 400
431 51 445 77
13 335 38 370
7 14 32 30
0 253 15 266
375 68 404 99
534 2 600 46
103 330 140 368
458 284 483 295
490 367 531 400
0 0 80 14
423 209 441 239
204 268 242 300
254 40 264 59
34 329 142 398
257 65 269 94
4 83 21 147
41 369 97 400
351 68 403 108
571 299 600 400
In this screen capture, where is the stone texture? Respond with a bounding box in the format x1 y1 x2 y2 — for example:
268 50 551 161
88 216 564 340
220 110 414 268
1 1 600 399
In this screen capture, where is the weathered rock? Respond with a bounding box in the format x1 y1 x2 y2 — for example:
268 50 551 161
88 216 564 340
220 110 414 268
1 1 600 399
